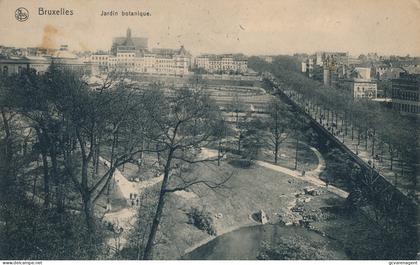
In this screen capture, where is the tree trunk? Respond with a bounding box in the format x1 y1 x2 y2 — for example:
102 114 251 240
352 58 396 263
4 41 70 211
143 149 173 259
50 146 64 212
82 192 95 234
365 128 368 150
274 138 279 164
35 127 51 208
40 147 50 208
390 147 394 170
371 129 376 157
294 137 299 170
237 132 241 154
0 109 14 187
217 140 221 166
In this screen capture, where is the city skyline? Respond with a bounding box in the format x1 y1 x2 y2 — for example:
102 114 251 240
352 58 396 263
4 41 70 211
0 0 419 56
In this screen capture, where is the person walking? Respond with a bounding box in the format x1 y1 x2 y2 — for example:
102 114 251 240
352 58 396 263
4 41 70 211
106 198 112 212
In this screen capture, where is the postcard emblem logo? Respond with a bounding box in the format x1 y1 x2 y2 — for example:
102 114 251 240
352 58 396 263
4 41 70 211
15 7 29 22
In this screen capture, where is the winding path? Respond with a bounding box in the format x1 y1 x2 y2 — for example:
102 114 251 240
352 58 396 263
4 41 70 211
99 147 217 252
100 157 163 251
201 146 348 198
183 146 348 256
255 147 348 198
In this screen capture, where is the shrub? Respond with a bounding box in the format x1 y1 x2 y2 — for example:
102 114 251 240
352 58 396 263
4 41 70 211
187 207 217 236
228 158 252 168
257 236 335 260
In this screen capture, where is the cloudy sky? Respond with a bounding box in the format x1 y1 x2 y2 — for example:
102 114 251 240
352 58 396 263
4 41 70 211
0 0 419 56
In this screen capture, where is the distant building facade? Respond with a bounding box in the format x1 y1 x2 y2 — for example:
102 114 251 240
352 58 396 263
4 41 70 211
391 73 420 116
0 45 92 76
88 29 191 76
337 67 378 99
339 79 378 99
194 54 248 74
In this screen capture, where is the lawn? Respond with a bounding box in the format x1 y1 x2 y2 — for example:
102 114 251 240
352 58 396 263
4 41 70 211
149 160 319 259
134 157 400 260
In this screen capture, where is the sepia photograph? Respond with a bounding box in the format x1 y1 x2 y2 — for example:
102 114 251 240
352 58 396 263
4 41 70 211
0 0 419 263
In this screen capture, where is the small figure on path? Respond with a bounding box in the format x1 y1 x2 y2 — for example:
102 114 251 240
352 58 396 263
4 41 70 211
106 198 112 212
136 198 139 206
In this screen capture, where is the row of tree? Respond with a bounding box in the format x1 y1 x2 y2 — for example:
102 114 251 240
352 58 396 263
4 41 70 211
249 56 419 196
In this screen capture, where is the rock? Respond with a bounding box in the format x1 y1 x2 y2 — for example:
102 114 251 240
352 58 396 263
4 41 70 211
299 219 311 227
304 187 320 196
304 187 314 194
215 213 223 219
303 197 312 203
259 209 268 224
291 206 304 213
309 190 320 196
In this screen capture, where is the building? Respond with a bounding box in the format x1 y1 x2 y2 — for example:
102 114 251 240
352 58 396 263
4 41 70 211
354 67 372 80
302 58 315 78
111 28 148 55
103 45 191 76
338 78 377 99
0 45 92 76
338 67 378 99
194 54 248 74
151 46 191 76
87 29 191 76
301 61 307 73
259 55 273 63
0 55 49 75
315 51 349 66
391 73 420 116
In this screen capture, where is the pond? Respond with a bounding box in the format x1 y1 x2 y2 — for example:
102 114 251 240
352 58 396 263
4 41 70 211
182 224 347 260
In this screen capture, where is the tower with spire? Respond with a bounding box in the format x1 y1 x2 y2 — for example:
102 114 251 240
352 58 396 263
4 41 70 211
111 28 148 55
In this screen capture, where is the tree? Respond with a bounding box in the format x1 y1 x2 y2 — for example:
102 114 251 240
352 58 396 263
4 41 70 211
240 114 265 161
8 68 150 239
141 87 231 259
266 98 291 164
289 112 310 170
229 94 245 128
212 116 230 166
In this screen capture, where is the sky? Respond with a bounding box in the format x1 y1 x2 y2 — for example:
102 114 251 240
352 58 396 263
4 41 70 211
0 0 419 56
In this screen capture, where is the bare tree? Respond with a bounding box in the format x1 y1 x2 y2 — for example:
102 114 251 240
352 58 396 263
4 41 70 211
141 87 231 259
266 98 291 164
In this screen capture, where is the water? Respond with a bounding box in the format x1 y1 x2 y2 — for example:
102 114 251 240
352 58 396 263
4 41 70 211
183 224 347 260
